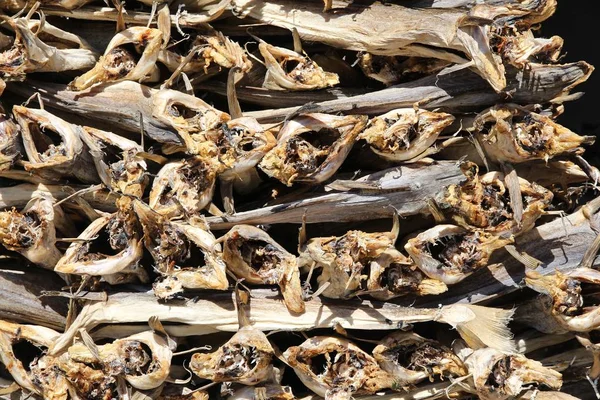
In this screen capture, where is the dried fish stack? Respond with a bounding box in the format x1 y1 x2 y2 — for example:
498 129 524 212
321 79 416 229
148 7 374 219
0 0 598 399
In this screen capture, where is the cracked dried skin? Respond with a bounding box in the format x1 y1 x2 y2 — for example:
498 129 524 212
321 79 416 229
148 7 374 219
439 169 553 235
474 104 593 163
367 254 448 301
68 331 172 390
216 117 276 180
191 327 274 385
466 348 562 400
259 113 367 186
372 331 467 386
259 42 339 91
284 336 391 399
0 196 62 269
149 157 219 218
70 27 163 91
222 225 304 313
525 268 600 332
55 197 145 277
134 201 228 299
160 31 252 75
405 225 513 285
360 108 455 162
299 228 401 299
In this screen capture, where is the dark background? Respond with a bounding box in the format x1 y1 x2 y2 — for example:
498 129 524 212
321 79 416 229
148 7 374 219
541 6 600 138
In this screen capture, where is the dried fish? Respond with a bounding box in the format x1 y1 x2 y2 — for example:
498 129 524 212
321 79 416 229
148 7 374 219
405 224 513 285
358 53 451 86
70 26 164 90
0 111 21 171
0 194 63 270
284 336 391 399
474 104 595 163
134 200 228 299
372 331 467 386
13 106 99 183
465 347 562 400
68 331 173 390
148 156 219 218
222 225 304 313
360 108 454 162
436 166 553 235
259 113 367 186
258 41 339 91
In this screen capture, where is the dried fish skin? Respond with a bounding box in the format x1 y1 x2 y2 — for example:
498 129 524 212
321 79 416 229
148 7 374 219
367 253 448 301
405 225 513 285
491 29 563 67
227 383 295 400
67 331 173 390
437 168 553 235
474 104 594 163
149 156 219 218
259 113 367 186
222 225 304 313
284 336 391 399
80 126 149 198
134 201 228 299
360 108 455 162
465 348 562 400
159 30 251 75
55 196 144 277
70 27 164 91
190 327 274 385
372 331 467 386
216 117 276 181
151 89 230 152
0 320 61 396
0 112 22 171
259 42 339 91
0 18 97 79
524 268 600 333
13 106 99 183
0 195 63 269
358 53 451 86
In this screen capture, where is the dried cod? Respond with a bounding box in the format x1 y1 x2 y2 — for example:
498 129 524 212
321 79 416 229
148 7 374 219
0 110 21 171
259 113 367 186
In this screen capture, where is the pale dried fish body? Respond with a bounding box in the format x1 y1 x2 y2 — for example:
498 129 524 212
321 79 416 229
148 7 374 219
284 336 391 399
227 383 295 399
259 113 367 186
160 30 251 75
0 112 22 171
70 27 164 91
360 108 455 162
524 268 600 333
68 331 173 390
367 253 448 301
149 156 219 218
259 41 339 91
299 227 402 299
80 126 149 198
0 17 97 79
152 89 230 151
13 106 99 183
222 225 304 313
2 0 95 10
0 319 61 396
405 225 513 285
437 166 553 235
372 331 467 386
55 196 145 278
0 195 63 269
474 104 594 163
134 201 228 299
491 29 563 67
465 348 562 400
190 327 274 385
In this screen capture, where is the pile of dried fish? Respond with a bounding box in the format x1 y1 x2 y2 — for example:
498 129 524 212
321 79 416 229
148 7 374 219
0 0 598 399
